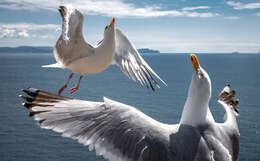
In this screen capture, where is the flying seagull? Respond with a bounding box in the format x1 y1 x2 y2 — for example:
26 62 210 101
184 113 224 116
43 5 166 95
20 54 240 161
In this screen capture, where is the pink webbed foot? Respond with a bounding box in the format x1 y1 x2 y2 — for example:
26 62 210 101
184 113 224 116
70 86 79 94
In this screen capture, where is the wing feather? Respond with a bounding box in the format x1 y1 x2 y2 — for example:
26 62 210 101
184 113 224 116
21 88 175 161
127 62 137 81
216 85 240 161
114 28 167 90
43 6 94 68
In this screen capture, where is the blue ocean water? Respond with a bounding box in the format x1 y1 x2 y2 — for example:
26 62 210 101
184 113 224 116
0 53 259 161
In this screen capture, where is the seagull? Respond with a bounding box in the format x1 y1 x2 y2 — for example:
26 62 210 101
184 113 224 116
43 5 166 95
20 54 240 161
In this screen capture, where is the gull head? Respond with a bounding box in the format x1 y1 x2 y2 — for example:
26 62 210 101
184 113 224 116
59 5 83 41
104 17 115 40
188 54 211 104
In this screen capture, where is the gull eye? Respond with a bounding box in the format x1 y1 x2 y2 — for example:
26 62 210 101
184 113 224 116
199 73 204 79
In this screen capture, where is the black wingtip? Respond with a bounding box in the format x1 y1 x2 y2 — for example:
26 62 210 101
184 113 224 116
218 85 240 116
151 85 155 92
22 88 39 97
29 110 50 117
39 119 46 124
19 95 35 102
22 102 33 109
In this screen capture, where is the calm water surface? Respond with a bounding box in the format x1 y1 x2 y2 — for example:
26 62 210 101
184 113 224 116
0 53 259 161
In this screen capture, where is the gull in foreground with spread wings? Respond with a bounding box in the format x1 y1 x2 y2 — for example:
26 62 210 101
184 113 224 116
21 54 240 161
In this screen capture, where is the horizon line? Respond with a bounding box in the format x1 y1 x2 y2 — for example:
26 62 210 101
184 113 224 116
0 45 259 54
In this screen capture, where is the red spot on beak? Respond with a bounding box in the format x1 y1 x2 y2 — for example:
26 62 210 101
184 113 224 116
191 55 194 62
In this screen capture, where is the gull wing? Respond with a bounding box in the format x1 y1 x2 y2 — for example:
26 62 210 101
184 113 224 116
43 6 95 68
20 88 176 161
217 85 239 126
113 28 167 91
215 85 240 161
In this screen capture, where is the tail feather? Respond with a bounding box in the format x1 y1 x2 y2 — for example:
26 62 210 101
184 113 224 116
42 63 63 68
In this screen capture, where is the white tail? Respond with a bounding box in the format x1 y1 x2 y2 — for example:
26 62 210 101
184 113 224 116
42 63 62 68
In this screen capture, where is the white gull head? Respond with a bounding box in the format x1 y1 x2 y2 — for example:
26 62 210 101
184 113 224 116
188 66 211 106
103 18 115 43
180 54 214 127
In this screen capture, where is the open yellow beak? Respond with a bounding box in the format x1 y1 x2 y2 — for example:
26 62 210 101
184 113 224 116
190 54 200 71
109 17 115 27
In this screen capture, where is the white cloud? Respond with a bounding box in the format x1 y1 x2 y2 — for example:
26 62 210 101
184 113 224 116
0 3 36 10
227 1 260 10
257 13 260 16
0 23 59 31
0 28 16 38
224 16 240 20
182 6 210 11
0 0 219 18
0 23 59 39
184 12 219 18
17 30 30 38
39 34 55 39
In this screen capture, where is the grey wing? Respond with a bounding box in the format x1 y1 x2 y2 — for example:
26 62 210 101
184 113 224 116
215 85 240 161
46 8 95 68
20 88 174 161
211 124 240 161
217 85 239 117
114 28 167 91
52 34 95 67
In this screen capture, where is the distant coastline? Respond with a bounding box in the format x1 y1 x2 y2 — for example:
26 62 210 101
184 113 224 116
0 46 160 54
1 46 259 54
137 48 160 54
0 46 53 53
231 51 240 55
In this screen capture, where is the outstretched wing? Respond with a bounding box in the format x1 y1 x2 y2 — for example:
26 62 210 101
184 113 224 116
20 88 176 161
43 6 94 68
217 85 239 122
216 85 240 161
113 28 167 91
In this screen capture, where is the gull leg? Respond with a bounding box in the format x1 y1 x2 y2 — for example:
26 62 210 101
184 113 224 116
58 73 74 95
70 75 83 94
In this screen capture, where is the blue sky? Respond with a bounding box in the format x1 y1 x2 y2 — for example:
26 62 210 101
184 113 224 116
0 0 259 53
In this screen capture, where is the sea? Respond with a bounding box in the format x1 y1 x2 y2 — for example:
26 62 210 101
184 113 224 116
0 53 259 161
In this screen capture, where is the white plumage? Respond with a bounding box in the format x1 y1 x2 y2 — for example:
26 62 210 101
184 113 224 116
21 54 240 161
43 5 166 95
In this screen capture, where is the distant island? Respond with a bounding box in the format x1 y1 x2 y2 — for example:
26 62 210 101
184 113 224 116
231 51 240 55
0 46 53 53
0 46 160 54
137 48 160 54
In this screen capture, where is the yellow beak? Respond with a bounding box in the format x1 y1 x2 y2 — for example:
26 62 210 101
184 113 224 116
109 17 115 27
190 54 200 71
